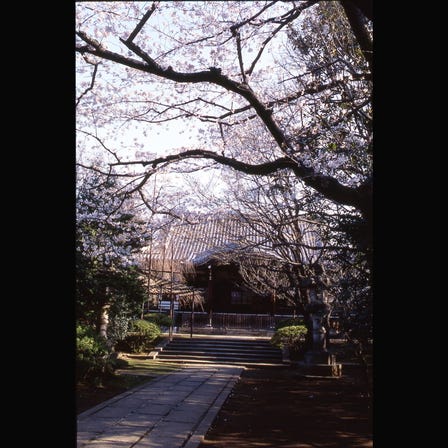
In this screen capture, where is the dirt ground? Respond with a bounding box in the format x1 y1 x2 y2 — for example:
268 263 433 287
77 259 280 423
197 364 373 448
77 381 136 415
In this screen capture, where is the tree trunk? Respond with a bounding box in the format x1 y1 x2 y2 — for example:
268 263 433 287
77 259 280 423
98 302 111 340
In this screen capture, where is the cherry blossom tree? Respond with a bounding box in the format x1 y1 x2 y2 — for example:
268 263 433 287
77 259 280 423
76 168 152 339
195 170 331 351
75 0 373 262
181 124 372 353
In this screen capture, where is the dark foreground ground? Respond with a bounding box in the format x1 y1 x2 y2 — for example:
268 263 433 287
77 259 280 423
197 363 373 448
77 343 373 447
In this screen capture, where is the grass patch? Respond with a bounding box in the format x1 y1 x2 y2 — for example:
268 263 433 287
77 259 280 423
118 355 180 375
76 355 180 415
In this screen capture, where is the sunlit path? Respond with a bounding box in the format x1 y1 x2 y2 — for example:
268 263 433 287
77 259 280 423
77 365 243 448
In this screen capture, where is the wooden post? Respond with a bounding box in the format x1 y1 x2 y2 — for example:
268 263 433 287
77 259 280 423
207 265 213 328
169 247 174 341
190 291 195 338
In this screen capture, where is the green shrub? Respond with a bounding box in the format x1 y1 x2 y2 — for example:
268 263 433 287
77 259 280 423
76 324 115 385
107 301 135 347
271 325 308 358
131 319 160 335
144 313 173 328
275 317 305 330
119 319 161 353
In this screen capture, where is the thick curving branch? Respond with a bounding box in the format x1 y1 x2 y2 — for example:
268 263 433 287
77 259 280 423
76 3 372 221
76 30 292 152
340 0 373 70
111 149 372 219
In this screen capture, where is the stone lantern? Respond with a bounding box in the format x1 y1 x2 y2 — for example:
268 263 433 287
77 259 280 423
300 265 342 376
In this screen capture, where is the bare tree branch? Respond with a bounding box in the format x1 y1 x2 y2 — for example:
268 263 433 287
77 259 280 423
232 28 247 83
77 162 139 178
109 149 371 217
229 1 278 31
77 31 293 152
76 2 372 235
76 58 100 108
77 129 121 163
125 1 160 44
246 9 302 76
152 79 344 125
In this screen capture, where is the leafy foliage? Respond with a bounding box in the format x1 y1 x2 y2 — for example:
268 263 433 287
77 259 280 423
118 319 161 353
143 312 173 329
275 317 306 330
131 319 161 336
76 324 115 385
271 325 308 357
107 299 139 347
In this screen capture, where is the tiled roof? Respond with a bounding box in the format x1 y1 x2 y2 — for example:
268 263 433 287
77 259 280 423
149 214 321 266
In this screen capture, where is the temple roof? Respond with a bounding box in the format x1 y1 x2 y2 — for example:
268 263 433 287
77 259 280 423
148 213 322 266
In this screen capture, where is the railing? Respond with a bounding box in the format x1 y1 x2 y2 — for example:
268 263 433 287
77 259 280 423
176 311 303 331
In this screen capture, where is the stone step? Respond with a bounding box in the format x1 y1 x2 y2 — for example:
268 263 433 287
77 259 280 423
159 346 280 354
164 343 279 353
162 342 280 354
156 336 284 366
167 338 274 345
159 349 282 359
156 353 285 366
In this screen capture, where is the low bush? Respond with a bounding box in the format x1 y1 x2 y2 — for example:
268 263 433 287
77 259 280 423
118 319 161 353
270 325 308 359
143 312 173 328
275 317 305 330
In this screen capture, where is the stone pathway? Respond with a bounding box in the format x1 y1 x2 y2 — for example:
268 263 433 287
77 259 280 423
77 364 243 448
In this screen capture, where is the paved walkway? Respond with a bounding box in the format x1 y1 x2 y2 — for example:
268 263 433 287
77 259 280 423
77 364 243 448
